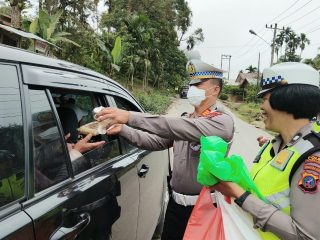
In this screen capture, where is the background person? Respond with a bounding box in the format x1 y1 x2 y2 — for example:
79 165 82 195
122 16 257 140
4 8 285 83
96 59 235 240
203 62 320 240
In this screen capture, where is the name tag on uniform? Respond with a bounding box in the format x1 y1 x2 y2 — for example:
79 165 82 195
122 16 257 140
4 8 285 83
271 149 294 171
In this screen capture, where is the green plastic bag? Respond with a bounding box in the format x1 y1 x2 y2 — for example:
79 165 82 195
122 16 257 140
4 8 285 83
197 136 266 201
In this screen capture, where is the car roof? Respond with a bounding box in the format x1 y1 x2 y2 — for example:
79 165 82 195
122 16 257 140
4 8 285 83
0 44 144 110
0 44 119 86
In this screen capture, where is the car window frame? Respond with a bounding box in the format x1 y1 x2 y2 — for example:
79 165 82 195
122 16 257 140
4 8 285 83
105 94 146 155
24 87 74 198
0 62 29 218
46 88 126 178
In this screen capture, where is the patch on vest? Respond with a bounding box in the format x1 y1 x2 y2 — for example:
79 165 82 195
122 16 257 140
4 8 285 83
270 149 294 171
298 172 319 193
305 155 320 165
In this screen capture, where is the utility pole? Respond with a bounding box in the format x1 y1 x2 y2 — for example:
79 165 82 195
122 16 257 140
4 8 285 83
221 54 232 80
266 23 284 66
257 52 260 89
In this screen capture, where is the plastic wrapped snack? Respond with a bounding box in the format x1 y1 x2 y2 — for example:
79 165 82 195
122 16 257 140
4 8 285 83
78 119 113 136
78 106 112 136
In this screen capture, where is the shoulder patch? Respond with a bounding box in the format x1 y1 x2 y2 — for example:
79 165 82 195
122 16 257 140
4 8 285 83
298 171 319 193
305 155 320 165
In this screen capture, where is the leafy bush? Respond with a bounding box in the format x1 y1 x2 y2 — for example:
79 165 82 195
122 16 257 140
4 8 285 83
133 89 174 114
219 93 228 100
222 85 244 96
244 85 261 103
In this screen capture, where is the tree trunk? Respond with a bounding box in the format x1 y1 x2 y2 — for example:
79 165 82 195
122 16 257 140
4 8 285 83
127 0 132 13
11 5 22 28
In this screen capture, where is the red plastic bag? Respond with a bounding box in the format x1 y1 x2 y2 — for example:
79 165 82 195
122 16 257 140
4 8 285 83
183 187 225 240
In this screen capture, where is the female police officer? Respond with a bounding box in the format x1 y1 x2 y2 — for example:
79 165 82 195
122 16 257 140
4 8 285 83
206 62 320 240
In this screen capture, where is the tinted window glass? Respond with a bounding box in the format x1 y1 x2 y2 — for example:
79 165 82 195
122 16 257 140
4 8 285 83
30 89 69 192
114 96 141 112
51 91 121 174
0 64 25 207
113 96 141 152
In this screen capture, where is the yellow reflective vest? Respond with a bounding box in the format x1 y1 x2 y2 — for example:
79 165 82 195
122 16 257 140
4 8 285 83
251 130 320 240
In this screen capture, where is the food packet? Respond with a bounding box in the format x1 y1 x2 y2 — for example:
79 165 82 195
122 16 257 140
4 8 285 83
78 106 112 136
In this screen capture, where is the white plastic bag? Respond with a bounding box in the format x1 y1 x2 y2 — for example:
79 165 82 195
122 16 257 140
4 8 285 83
216 192 262 240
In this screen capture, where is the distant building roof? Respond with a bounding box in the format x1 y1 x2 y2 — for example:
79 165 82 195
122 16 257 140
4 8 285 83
0 13 11 26
235 72 258 86
0 23 52 45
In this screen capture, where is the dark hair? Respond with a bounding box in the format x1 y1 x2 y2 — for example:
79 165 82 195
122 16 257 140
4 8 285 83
269 84 320 120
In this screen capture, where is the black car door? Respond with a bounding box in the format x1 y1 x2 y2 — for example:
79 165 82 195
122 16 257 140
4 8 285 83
0 63 34 239
108 94 169 240
21 86 140 240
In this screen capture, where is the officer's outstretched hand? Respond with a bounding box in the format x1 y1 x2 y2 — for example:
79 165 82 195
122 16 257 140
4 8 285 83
106 124 123 135
210 181 245 199
96 107 129 125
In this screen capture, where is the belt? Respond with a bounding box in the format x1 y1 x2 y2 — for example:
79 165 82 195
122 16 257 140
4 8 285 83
172 190 216 206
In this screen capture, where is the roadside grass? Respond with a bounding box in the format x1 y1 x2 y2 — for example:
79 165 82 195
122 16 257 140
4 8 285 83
224 101 261 123
133 88 176 114
224 100 277 136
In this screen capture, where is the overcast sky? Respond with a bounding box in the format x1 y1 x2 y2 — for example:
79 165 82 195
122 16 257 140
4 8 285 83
184 0 320 80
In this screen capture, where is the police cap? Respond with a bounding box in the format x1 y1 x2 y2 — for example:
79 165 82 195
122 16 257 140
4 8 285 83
258 62 320 97
186 59 224 85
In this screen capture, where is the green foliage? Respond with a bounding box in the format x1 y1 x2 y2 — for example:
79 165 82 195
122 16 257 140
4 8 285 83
27 9 80 50
244 85 259 103
133 89 174 114
186 28 204 50
222 85 244 96
0 6 12 15
111 36 122 64
245 65 257 73
100 0 189 90
304 54 320 70
14 0 195 114
219 93 228 101
275 27 310 62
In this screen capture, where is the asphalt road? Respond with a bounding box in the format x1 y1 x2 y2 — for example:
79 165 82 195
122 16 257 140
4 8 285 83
166 97 273 168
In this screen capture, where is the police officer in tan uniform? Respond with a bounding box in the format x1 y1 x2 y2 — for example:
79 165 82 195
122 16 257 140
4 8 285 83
96 59 235 240
205 62 320 240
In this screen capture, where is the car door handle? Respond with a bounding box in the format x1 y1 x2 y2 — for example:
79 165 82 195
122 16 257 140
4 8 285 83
50 213 91 240
138 164 150 178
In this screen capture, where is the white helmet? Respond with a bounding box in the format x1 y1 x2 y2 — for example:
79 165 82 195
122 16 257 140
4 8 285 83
258 62 320 97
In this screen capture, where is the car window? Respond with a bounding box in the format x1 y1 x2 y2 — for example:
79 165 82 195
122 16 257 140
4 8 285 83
30 89 70 193
0 64 25 207
51 90 122 174
113 96 142 153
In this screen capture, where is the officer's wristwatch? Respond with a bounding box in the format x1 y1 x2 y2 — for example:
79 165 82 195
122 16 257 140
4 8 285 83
234 191 251 207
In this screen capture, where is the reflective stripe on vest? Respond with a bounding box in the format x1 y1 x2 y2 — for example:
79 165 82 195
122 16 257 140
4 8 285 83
250 136 316 240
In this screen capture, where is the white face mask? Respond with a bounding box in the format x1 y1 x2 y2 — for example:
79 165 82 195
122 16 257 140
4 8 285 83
187 86 206 107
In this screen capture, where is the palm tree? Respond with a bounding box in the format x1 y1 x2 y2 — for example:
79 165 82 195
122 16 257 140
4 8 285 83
275 31 285 61
299 33 310 57
245 65 257 73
